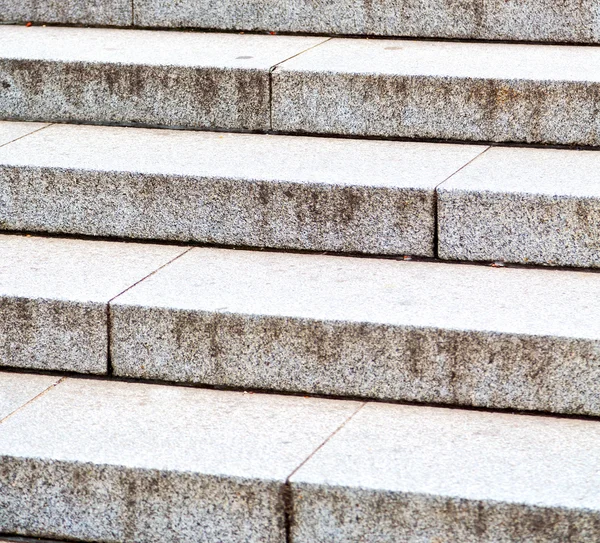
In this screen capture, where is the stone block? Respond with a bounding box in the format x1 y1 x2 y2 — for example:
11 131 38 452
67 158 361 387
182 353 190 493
0 370 60 420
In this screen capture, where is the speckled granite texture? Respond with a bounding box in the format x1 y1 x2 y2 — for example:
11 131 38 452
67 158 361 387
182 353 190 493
0 0 132 25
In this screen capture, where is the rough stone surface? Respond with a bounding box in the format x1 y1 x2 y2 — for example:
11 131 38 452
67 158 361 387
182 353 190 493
0 26 324 130
291 403 600 542
438 147 600 268
0 120 48 146
273 38 600 146
0 123 484 255
0 0 132 26
0 234 186 373
0 371 60 420
134 0 600 44
111 247 600 416
0 377 360 542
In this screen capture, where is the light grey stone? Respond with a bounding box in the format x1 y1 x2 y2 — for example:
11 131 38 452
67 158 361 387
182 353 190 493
111 247 600 416
0 0 132 26
134 0 600 44
0 377 361 542
438 147 600 268
0 26 324 131
0 370 60 420
291 403 600 543
273 38 600 146
0 234 186 373
0 120 48 146
0 122 485 256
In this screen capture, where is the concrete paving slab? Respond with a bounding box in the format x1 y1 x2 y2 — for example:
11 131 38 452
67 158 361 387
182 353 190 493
0 122 485 255
273 38 600 146
0 370 60 420
111 247 600 416
0 26 325 130
291 403 600 542
133 0 600 44
0 377 361 542
438 146 600 267
0 234 186 373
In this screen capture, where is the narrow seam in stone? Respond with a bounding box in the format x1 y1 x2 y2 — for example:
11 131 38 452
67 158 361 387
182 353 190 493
0 376 66 425
130 0 135 26
0 123 53 152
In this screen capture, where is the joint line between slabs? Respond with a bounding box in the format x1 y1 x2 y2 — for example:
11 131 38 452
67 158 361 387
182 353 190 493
0 376 66 426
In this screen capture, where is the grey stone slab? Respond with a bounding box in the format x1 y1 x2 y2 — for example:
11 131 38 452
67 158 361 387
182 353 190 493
111 247 600 416
0 377 361 542
0 0 132 26
273 38 600 146
0 371 60 420
0 26 324 131
438 147 600 268
0 122 485 256
0 120 48 146
0 234 186 373
134 0 600 44
291 403 600 543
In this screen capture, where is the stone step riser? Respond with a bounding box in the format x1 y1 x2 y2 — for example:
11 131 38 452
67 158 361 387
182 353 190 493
1 373 599 543
2 0 600 44
2 234 600 417
3 27 600 146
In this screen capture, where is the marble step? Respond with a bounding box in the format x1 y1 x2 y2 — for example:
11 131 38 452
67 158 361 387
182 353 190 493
1 371 599 543
3 27 600 146
2 0 600 44
2 233 600 416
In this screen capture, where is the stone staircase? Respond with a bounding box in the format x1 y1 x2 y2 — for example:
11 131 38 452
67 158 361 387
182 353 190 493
1 1 600 542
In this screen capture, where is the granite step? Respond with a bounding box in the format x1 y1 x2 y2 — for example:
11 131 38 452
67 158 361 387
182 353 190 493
1 372 600 543
2 233 600 416
3 26 600 146
0 121 485 256
2 0 600 45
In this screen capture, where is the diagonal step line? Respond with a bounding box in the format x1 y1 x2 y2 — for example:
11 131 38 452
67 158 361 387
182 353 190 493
0 123 53 152
0 376 66 426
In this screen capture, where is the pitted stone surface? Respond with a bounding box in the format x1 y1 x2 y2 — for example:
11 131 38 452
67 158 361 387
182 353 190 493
273 38 600 145
0 26 325 130
0 371 60 420
0 122 484 255
111 247 600 416
0 377 360 542
291 403 600 542
438 147 600 268
0 121 48 146
0 234 186 373
0 0 131 25
134 0 600 44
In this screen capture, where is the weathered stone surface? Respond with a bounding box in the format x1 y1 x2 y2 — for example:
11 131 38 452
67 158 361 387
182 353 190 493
0 377 360 542
438 147 600 268
291 403 600 542
0 371 60 420
0 120 48 146
111 247 600 416
0 234 186 373
0 0 132 26
0 122 484 256
273 38 600 146
134 0 600 44
0 26 324 131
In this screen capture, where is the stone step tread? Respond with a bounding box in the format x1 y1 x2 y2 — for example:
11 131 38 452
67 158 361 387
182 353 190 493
2 233 600 416
1 371 599 543
0 121 485 256
2 120 600 267
3 26 600 145
2 0 599 44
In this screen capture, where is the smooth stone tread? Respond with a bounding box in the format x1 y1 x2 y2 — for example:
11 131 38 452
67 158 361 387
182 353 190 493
0 0 132 25
439 147 600 268
291 403 600 542
0 371 60 420
0 377 361 543
0 122 485 256
0 234 186 373
273 38 600 146
111 247 600 416
0 121 47 147
0 26 324 131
